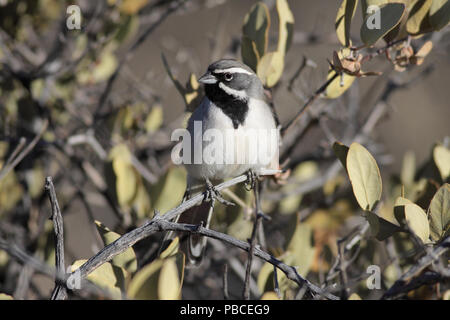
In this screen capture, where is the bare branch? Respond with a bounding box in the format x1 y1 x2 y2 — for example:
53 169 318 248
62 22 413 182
45 176 67 300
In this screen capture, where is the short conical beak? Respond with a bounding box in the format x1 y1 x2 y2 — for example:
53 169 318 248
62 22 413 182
198 72 217 85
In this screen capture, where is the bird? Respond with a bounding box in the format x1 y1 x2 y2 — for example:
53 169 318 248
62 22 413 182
164 59 280 266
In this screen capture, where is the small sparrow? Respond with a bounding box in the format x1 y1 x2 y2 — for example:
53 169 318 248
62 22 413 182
165 59 280 265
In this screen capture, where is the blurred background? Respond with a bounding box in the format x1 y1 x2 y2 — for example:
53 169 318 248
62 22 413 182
0 0 449 300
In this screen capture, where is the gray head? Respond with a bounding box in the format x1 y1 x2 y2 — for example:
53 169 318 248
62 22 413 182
198 59 264 102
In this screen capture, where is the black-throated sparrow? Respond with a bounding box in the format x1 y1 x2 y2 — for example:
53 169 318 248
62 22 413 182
167 59 280 265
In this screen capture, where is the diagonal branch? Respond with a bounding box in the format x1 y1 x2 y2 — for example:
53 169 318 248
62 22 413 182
382 236 450 300
68 174 338 300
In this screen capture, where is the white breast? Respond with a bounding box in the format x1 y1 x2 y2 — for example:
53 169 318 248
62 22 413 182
184 97 279 181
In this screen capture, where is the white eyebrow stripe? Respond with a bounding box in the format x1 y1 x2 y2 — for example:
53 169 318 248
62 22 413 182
213 67 253 75
218 82 247 100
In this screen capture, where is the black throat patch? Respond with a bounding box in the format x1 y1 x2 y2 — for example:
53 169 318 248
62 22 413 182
205 84 249 129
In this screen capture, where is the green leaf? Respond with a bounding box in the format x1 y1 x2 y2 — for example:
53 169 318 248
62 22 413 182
406 0 433 34
261 291 279 300
336 0 359 47
158 254 184 300
348 293 362 300
324 49 356 99
128 253 184 300
242 2 270 59
127 259 163 299
429 0 450 30
433 144 450 180
333 141 350 170
145 105 163 133
257 51 285 88
95 220 137 273
360 3 406 46
159 237 180 259
120 0 149 15
150 167 186 215
133 181 152 219
428 183 450 241
365 211 402 240
110 144 138 207
361 0 390 19
285 221 315 277
0 293 13 300
346 142 382 211
71 260 126 299
394 202 430 243
276 0 295 53
241 36 260 71
401 151 416 187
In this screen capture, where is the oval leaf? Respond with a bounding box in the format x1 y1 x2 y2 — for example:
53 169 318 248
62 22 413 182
433 144 450 181
346 142 382 211
360 3 406 46
404 203 430 243
428 183 450 241
242 3 270 59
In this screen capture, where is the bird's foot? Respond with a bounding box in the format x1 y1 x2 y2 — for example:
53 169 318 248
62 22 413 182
204 179 234 206
244 169 259 191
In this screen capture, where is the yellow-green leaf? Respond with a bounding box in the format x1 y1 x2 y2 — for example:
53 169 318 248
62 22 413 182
360 3 406 46
150 167 186 214
95 220 137 273
394 202 430 243
429 0 450 31
428 183 450 241
127 259 163 299
145 105 163 133
261 291 279 300
406 0 433 34
276 0 295 53
128 253 184 300
159 237 180 259
25 163 45 199
71 260 126 299
120 0 149 14
110 144 138 206
133 181 151 219
433 144 450 180
401 151 415 187
336 0 359 47
346 142 382 211
285 221 315 277
157 255 183 300
348 293 362 300
0 293 13 300
257 51 284 88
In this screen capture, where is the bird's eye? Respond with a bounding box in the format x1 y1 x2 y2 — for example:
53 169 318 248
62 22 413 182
224 73 233 81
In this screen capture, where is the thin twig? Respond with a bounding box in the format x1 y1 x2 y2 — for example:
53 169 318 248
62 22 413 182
243 182 263 300
0 119 48 182
223 264 229 300
382 237 450 300
45 176 67 300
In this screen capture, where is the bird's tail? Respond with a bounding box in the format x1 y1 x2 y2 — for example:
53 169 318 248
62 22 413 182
159 181 214 267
